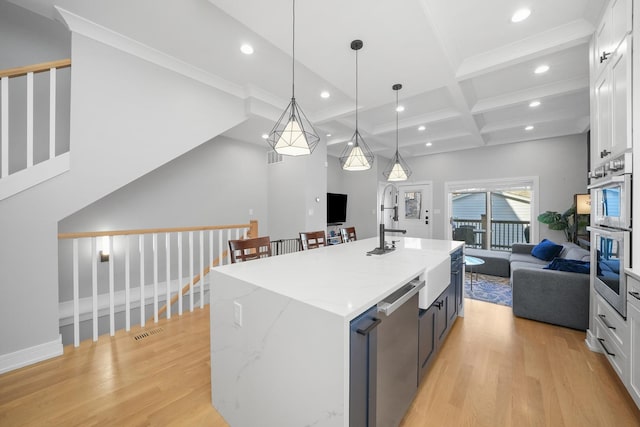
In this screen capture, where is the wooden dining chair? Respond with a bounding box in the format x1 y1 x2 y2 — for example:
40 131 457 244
299 231 327 250
228 236 272 263
340 227 357 243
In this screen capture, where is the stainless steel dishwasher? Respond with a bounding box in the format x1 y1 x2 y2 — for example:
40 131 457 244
350 278 425 427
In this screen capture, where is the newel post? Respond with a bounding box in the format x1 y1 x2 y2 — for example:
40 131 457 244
249 220 259 239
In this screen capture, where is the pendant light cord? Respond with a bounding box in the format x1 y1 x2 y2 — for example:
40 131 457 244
355 47 359 133
291 0 296 98
395 89 399 155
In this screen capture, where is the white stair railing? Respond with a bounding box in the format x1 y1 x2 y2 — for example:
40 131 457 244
0 59 71 200
58 221 256 347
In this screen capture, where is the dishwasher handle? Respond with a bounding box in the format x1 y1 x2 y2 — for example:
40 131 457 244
377 280 425 316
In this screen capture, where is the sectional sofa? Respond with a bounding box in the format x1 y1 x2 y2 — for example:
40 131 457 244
466 242 591 330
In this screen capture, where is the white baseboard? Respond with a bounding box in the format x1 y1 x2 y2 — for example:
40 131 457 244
58 277 210 326
0 335 63 374
585 329 600 352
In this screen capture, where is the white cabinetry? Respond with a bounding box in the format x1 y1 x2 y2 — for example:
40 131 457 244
594 292 629 380
593 0 632 80
627 275 640 408
592 36 633 163
591 0 633 167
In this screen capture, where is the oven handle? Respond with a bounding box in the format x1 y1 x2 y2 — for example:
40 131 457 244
588 174 627 190
586 226 627 239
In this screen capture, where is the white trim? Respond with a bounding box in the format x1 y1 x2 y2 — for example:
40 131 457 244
0 152 70 201
444 176 540 244
54 7 244 99
58 277 210 326
584 329 601 352
0 336 63 375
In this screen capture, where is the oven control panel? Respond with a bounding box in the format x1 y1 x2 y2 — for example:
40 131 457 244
589 152 632 184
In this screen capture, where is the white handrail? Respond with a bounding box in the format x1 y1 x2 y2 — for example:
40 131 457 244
0 59 71 199
59 222 254 346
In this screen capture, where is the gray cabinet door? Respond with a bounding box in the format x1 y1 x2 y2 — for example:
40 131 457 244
418 305 437 381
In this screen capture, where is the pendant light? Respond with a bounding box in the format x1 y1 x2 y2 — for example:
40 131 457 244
267 0 319 156
383 84 412 181
339 40 374 171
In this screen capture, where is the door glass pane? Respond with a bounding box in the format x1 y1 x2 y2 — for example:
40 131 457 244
451 192 486 248
404 191 421 219
490 190 531 250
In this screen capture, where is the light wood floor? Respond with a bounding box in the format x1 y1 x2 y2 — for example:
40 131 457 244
1 300 639 427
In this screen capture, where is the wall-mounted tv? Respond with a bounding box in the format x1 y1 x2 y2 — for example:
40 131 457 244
327 193 347 224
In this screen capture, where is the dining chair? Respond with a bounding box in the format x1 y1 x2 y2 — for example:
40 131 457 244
228 236 272 263
340 227 357 243
299 231 327 250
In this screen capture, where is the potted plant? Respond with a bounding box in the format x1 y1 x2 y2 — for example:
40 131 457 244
537 207 575 242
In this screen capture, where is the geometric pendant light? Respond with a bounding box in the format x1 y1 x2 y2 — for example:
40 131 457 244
383 83 412 181
339 39 374 171
267 0 320 156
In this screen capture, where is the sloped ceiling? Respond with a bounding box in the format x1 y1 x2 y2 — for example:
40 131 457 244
10 0 605 158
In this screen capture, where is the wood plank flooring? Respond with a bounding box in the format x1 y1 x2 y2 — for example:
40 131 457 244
1 299 639 426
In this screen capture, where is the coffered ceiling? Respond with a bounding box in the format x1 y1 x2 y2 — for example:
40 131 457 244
11 0 605 159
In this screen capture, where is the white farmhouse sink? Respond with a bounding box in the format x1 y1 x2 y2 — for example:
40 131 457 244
418 254 451 309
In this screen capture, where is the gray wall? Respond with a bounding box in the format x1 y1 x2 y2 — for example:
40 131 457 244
58 136 269 302
399 134 589 242
0 12 246 361
0 0 71 173
267 143 327 240
327 155 379 239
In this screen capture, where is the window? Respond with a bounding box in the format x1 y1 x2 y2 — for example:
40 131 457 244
446 177 538 251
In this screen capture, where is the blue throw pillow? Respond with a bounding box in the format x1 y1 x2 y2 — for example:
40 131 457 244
544 258 590 274
531 239 563 261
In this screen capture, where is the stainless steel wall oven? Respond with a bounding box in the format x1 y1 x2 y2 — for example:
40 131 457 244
589 226 630 318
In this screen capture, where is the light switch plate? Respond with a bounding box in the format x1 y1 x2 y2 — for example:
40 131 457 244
233 301 242 327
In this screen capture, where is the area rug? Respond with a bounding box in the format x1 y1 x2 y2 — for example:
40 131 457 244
464 273 512 307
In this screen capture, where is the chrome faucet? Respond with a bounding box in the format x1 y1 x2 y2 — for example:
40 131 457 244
367 184 406 255
379 223 406 252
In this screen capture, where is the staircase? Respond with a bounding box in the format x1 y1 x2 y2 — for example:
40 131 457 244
0 26 248 373
0 59 72 201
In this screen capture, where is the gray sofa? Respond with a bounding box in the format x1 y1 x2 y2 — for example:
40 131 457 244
510 242 590 330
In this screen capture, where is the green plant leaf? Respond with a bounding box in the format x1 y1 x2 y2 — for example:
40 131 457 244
537 211 561 224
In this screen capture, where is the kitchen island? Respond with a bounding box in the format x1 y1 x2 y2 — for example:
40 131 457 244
209 237 463 427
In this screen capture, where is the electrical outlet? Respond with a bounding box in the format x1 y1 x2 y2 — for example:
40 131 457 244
234 301 242 327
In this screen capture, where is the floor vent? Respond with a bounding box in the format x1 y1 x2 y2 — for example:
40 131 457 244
267 150 283 165
133 327 164 341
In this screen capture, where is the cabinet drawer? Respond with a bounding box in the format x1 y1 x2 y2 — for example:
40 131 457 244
628 301 640 408
595 293 629 353
595 321 628 382
628 274 640 311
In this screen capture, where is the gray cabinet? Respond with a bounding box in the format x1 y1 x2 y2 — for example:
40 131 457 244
418 303 437 381
418 249 463 382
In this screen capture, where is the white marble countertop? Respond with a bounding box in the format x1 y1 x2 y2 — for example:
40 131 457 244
214 237 462 320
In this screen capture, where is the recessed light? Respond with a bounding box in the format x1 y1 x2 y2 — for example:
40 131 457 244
529 100 541 108
347 141 354 146
534 65 549 74
261 133 269 139
326 133 332 137
320 91 330 99
525 125 534 131
418 125 426 131
511 8 531 23
426 142 433 147
240 44 254 55
396 105 405 112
